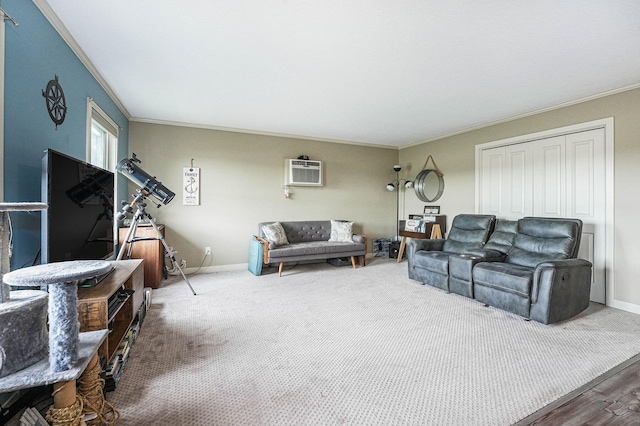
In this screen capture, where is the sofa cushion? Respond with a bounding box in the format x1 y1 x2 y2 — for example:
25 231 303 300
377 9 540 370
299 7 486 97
483 219 518 254
441 214 495 254
329 220 354 243
507 218 580 268
262 222 289 246
412 251 452 275
473 262 533 298
280 221 332 243
268 241 364 260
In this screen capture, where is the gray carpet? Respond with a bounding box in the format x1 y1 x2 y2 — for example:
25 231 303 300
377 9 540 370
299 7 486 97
107 258 640 425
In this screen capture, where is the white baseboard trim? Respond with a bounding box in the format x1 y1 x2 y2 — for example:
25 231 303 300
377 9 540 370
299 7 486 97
183 263 248 274
610 299 640 315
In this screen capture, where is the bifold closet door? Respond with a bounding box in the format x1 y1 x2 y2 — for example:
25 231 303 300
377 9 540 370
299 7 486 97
480 143 532 218
566 129 606 304
479 128 606 303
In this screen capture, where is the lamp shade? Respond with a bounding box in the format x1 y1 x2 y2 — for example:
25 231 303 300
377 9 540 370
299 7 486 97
405 181 413 188
386 183 395 191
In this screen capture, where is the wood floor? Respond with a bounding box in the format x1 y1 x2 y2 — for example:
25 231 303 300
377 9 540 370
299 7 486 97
521 354 640 425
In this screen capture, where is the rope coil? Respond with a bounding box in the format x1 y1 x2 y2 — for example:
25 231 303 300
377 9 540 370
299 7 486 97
46 383 84 426
45 360 120 426
79 359 120 426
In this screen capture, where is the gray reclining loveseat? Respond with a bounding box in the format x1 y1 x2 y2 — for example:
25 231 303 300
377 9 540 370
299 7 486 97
473 217 591 324
408 215 592 324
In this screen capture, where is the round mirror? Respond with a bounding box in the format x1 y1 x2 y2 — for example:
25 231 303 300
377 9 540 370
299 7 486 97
414 169 445 202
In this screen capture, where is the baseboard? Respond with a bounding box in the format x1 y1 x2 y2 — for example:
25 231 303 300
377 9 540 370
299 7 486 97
183 263 248 274
610 299 640 315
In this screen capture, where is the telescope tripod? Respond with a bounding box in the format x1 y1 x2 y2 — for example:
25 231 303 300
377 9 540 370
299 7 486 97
117 191 196 295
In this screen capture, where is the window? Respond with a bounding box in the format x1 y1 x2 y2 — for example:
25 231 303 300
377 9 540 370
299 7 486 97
86 98 118 170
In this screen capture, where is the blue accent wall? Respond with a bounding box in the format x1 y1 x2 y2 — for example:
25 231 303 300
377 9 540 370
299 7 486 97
4 0 129 269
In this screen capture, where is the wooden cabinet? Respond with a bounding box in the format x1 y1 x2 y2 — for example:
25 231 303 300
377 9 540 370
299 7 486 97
77 259 144 362
119 225 165 289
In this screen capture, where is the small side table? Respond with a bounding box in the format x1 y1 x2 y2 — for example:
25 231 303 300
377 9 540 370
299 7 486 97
397 224 443 263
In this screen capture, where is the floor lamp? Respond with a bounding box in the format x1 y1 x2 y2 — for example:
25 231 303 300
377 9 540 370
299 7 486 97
386 165 413 241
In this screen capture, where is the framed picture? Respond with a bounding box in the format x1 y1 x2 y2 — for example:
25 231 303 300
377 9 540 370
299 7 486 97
424 205 440 214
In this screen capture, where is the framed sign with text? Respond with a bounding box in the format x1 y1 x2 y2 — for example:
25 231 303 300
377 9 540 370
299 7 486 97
183 167 200 205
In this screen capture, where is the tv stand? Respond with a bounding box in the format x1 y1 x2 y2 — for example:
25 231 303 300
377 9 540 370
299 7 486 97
77 259 144 370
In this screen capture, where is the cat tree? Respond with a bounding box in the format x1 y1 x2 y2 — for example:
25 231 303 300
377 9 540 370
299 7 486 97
0 203 118 425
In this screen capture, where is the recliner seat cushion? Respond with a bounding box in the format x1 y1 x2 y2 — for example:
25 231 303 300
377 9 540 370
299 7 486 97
473 262 533 298
412 251 453 274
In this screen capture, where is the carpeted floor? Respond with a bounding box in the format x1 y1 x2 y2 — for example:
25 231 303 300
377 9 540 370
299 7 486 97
107 258 640 425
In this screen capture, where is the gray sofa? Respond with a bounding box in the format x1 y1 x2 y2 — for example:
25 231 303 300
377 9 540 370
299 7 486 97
257 221 367 277
407 214 496 291
408 215 592 324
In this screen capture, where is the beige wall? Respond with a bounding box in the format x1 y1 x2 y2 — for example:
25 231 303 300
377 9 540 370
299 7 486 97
128 123 399 270
129 87 640 309
400 87 640 308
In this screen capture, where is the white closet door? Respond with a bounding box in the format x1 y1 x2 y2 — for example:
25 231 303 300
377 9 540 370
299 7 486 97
480 147 505 216
505 143 533 218
478 129 606 303
480 143 532 218
533 136 565 217
566 129 606 303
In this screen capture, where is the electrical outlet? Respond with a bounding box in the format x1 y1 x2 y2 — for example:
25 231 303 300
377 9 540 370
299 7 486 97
205 246 211 255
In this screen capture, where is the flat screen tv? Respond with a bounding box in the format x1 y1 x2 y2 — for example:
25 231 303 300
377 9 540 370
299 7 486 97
41 149 115 264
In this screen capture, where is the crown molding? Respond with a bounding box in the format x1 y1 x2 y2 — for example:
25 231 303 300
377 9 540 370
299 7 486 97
400 82 640 149
130 117 399 150
32 0 131 119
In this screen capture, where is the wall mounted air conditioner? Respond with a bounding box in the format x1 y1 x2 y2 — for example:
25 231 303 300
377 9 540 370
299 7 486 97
285 159 323 186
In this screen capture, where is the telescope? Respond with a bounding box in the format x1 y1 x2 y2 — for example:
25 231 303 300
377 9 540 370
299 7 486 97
115 153 195 295
116 154 175 205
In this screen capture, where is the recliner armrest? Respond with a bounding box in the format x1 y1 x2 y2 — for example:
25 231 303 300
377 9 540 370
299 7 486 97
532 258 593 302
409 238 445 253
462 248 507 262
530 258 593 324
407 238 445 268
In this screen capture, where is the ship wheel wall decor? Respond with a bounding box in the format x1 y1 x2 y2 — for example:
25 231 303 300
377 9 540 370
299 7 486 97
42 75 67 129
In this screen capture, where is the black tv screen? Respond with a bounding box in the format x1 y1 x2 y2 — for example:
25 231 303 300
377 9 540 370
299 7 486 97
42 149 115 263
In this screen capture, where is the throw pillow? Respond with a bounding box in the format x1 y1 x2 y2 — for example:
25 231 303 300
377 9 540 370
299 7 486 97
262 222 289 246
329 220 354 243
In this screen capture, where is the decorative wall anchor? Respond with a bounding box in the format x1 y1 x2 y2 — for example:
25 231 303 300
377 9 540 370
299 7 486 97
42 75 67 130
183 159 200 206
414 155 445 203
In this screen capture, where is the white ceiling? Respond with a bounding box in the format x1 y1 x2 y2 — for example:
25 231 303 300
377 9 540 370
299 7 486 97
42 0 640 148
